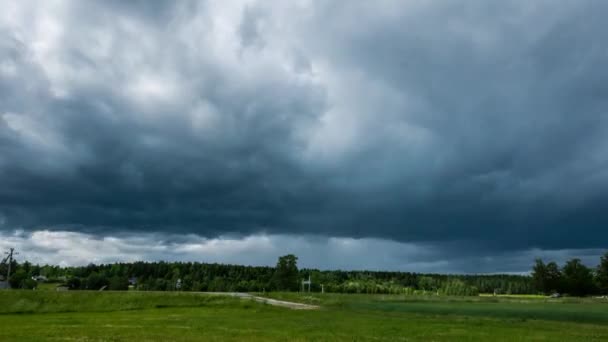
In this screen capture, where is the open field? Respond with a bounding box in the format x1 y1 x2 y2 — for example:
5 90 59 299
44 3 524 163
1 291 608 341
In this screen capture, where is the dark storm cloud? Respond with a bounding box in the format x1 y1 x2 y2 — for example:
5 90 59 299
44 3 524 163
2 230 603 273
1 0 608 257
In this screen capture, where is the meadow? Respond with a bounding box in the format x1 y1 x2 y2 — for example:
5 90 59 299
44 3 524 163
0 290 607 341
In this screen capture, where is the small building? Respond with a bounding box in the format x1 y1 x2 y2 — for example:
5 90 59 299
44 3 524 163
32 275 48 282
0 281 8 290
55 285 69 292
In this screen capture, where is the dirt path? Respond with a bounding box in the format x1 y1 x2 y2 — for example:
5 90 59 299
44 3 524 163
200 292 319 310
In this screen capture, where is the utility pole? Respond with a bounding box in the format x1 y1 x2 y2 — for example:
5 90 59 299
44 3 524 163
302 275 311 293
5 248 18 281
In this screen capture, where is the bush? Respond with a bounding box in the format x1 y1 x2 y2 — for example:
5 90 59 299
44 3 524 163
67 277 82 290
22 279 37 290
440 279 479 296
109 276 129 291
86 273 109 290
9 270 27 289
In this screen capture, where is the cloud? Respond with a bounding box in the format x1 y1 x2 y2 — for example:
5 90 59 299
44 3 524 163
1 229 603 273
1 0 608 267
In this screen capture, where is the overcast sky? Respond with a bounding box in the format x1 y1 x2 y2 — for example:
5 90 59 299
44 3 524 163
1 0 607 272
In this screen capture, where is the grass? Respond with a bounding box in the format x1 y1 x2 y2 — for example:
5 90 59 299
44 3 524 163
0 290 242 314
478 293 548 299
33 282 60 291
0 290 607 341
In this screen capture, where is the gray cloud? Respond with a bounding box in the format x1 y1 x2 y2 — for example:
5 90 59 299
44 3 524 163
1 229 603 273
1 1 608 269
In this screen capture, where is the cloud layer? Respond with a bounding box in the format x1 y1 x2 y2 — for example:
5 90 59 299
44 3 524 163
1 0 608 266
1 230 603 273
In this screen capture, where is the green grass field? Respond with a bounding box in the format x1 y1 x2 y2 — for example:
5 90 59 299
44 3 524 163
1 290 607 341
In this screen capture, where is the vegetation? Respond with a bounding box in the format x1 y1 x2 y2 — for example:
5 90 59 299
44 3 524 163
260 292 608 324
532 253 608 296
1 291 608 341
0 291 240 314
1 256 529 296
596 252 608 294
3 253 608 340
3 252 608 297
272 254 299 291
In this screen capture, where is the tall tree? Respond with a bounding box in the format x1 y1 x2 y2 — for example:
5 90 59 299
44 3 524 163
562 258 595 296
596 252 608 294
545 261 562 293
273 254 299 291
532 259 548 294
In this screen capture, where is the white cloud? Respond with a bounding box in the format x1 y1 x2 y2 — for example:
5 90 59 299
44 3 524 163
0 230 603 273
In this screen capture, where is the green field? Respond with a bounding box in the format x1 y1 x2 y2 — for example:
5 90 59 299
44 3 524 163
1 291 607 341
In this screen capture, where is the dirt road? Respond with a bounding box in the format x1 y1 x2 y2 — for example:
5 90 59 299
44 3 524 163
201 292 319 310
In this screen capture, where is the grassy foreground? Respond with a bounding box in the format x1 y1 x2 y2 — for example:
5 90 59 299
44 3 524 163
0 291 607 341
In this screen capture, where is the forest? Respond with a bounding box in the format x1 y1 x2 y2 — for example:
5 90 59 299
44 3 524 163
2 253 608 296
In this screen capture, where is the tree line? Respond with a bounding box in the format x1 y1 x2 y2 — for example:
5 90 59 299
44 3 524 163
5 252 608 296
1 254 534 295
532 252 608 296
